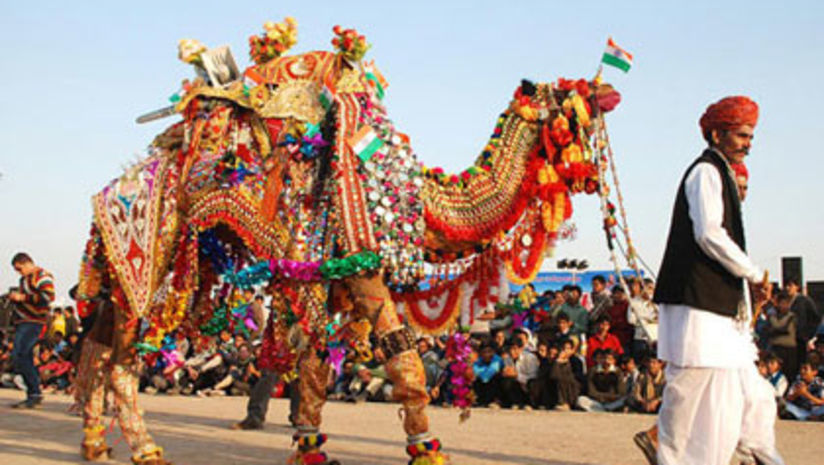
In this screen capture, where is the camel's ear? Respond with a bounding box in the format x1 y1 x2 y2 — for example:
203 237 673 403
520 79 536 97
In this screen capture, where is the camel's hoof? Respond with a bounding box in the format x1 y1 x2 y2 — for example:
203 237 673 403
81 443 112 462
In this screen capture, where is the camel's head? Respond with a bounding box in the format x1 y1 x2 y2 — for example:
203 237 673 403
509 78 621 195
510 78 621 124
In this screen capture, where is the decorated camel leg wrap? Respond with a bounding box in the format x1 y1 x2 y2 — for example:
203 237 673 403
77 340 113 460
78 340 112 431
109 364 158 458
345 273 433 438
291 351 334 465
296 351 330 429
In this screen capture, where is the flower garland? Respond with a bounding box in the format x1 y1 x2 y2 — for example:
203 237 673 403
249 17 298 65
445 332 475 421
319 251 382 280
402 286 462 334
331 25 370 62
269 258 322 282
505 220 547 286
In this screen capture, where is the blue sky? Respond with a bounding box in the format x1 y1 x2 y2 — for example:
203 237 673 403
1 1 822 301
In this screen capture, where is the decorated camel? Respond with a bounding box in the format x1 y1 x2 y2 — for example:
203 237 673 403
73 19 623 465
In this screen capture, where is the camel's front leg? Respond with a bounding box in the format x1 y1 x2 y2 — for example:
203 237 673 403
345 272 446 464
292 350 336 465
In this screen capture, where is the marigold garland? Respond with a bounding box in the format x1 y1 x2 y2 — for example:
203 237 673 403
249 17 298 65
331 25 370 62
402 286 462 334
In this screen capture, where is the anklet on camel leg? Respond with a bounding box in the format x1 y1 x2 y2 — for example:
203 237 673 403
130 445 171 465
81 425 112 461
291 429 340 465
406 435 448 465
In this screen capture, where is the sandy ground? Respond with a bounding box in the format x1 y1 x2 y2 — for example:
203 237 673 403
0 389 821 465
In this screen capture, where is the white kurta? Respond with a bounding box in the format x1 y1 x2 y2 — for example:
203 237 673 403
656 154 784 465
658 160 761 369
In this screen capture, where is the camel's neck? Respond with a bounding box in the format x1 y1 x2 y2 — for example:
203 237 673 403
422 111 540 248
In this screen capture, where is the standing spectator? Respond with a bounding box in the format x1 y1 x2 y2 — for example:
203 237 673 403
48 306 66 341
533 291 556 346
627 279 658 361
764 352 788 401
550 338 583 411
586 315 624 369
249 294 266 340
768 291 798 381
554 313 579 353
787 279 821 358
560 286 589 337
590 275 613 318
784 362 824 421
549 289 567 320
606 286 634 354
63 307 80 337
578 349 627 412
628 356 666 414
8 252 55 409
472 343 504 407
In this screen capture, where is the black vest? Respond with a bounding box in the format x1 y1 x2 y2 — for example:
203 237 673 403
653 149 746 317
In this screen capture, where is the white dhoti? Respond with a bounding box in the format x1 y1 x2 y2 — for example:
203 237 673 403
657 363 784 465
657 304 785 465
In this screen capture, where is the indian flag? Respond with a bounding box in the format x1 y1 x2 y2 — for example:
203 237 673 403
363 60 389 100
243 68 265 90
319 74 337 109
602 38 633 72
348 125 384 162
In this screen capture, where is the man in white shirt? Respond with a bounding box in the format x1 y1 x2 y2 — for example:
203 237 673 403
628 278 658 361
639 96 783 465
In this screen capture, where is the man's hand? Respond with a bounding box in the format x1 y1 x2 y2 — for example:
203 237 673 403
502 366 517 378
8 291 25 303
430 386 440 400
751 272 771 304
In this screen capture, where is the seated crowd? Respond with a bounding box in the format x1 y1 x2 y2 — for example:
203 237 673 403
1 276 822 421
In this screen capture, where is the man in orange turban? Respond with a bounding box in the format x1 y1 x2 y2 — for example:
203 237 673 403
731 162 749 201
633 96 784 465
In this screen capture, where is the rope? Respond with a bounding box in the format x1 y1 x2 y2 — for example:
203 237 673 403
593 115 655 342
599 117 644 278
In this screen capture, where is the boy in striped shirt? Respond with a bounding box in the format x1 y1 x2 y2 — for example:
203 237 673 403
8 252 55 408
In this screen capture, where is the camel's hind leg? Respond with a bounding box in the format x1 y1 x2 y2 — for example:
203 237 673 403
77 338 113 461
103 288 171 465
345 272 446 464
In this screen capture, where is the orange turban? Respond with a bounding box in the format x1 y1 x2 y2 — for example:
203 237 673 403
699 96 759 135
730 162 748 180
